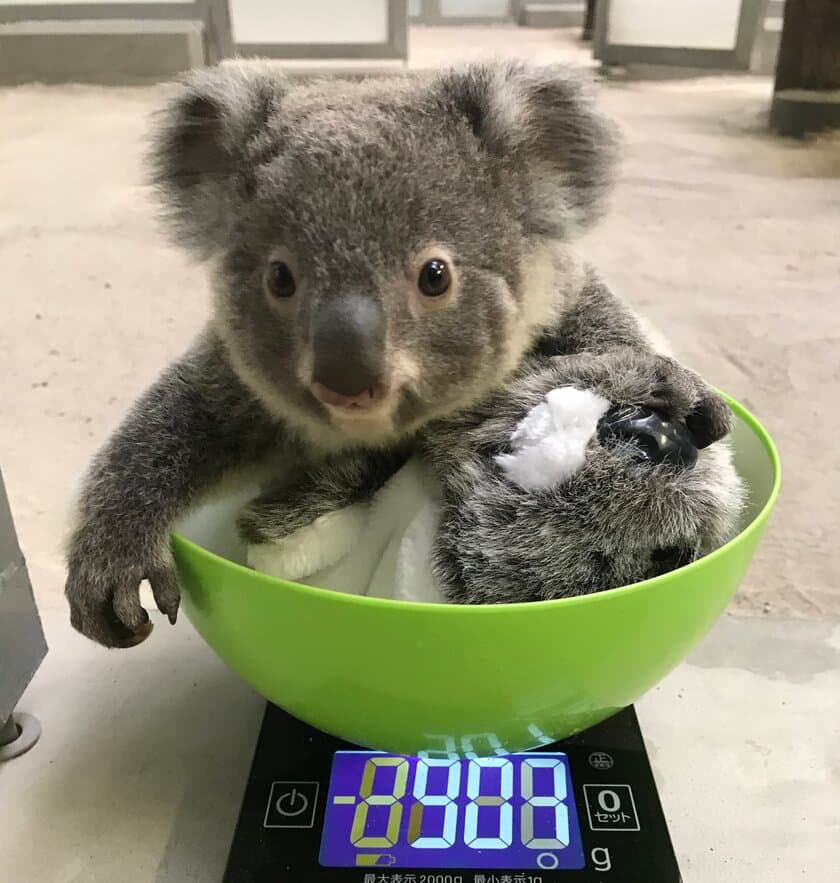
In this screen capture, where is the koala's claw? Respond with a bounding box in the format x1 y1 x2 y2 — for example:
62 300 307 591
68 586 153 649
621 356 694 424
66 543 180 648
552 350 731 448
643 363 732 449
111 581 151 631
685 389 732 449
148 565 181 625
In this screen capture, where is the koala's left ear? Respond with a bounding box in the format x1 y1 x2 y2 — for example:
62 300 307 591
148 62 289 257
434 62 619 238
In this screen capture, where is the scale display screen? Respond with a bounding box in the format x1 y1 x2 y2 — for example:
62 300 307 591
320 752 585 870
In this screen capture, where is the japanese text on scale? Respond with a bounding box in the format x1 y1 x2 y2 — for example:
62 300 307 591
361 875 544 883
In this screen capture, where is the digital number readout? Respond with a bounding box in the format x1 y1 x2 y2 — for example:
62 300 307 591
319 753 584 870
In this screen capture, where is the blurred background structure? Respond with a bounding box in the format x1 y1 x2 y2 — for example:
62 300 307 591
1 1 837 133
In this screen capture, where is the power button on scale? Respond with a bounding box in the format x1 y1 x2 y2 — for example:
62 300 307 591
264 781 320 829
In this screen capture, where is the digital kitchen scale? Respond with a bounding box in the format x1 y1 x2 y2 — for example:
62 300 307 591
224 704 681 883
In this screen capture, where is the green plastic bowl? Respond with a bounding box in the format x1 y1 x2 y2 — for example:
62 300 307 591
172 395 779 755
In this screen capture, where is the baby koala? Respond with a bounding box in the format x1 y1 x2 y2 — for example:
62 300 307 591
66 59 735 646
240 278 745 602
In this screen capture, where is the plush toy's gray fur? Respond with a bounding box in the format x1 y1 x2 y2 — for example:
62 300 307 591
65 60 737 647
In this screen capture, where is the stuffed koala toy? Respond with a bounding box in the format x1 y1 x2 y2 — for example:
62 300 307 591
241 279 745 602
65 60 737 646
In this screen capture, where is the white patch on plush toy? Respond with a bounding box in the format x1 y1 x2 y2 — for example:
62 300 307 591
247 503 369 582
495 387 610 491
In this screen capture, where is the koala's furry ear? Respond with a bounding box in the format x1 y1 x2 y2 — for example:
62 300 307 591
148 62 288 257
434 62 619 238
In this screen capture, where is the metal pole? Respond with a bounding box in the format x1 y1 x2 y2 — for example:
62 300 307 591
0 715 18 747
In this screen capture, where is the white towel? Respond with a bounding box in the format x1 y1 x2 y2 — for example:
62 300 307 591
248 388 609 601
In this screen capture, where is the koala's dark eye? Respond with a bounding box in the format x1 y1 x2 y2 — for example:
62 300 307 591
266 261 296 298
418 259 451 297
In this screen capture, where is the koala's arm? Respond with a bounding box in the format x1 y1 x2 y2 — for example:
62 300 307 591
66 328 285 648
536 269 655 358
533 270 729 447
238 446 410 547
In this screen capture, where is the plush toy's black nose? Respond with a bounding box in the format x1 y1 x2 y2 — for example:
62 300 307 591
312 295 385 398
597 405 698 468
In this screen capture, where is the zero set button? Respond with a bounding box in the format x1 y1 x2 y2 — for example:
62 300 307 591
583 784 641 832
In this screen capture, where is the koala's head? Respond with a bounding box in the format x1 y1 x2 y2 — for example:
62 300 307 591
150 61 617 447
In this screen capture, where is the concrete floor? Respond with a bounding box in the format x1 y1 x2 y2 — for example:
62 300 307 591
0 23 839 883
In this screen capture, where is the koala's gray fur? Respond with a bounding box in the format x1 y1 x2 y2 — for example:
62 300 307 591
65 332 286 645
148 60 618 451
65 59 733 646
242 271 744 602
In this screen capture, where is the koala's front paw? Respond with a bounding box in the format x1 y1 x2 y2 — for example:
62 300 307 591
65 529 179 649
639 355 731 449
557 349 731 448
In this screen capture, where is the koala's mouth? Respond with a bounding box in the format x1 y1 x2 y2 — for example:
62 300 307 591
311 380 387 412
309 379 400 432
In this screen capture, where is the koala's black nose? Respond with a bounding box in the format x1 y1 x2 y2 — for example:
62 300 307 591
311 295 386 400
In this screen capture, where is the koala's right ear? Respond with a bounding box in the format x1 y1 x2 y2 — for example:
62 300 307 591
148 62 288 257
433 62 619 239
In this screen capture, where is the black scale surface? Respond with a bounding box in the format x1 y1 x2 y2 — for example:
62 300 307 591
224 704 681 883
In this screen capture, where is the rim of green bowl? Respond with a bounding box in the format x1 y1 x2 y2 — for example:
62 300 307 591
171 392 781 617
